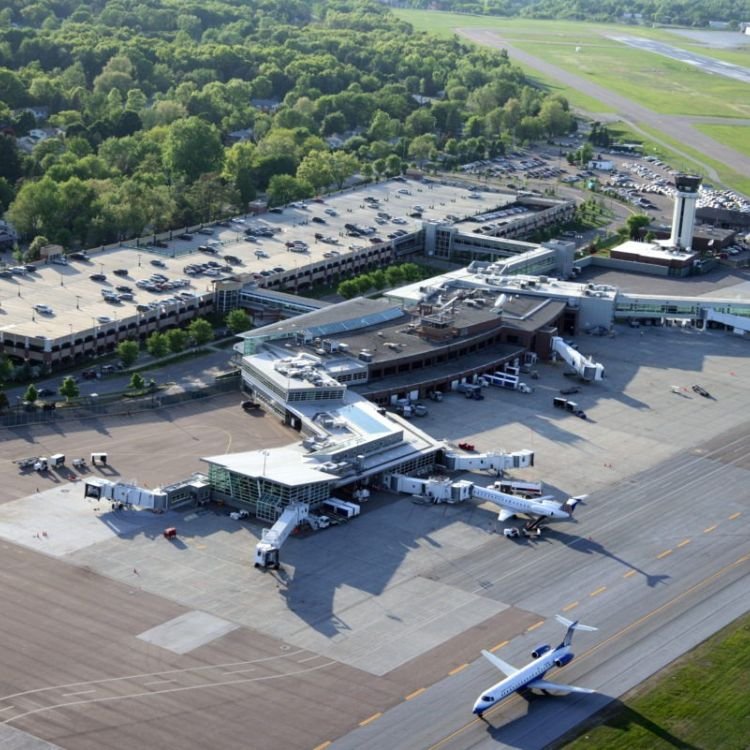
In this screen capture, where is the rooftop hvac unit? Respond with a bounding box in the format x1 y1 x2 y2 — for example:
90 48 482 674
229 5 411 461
358 350 373 362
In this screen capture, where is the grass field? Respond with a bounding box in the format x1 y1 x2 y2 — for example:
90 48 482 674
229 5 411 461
695 124 750 159
397 11 750 118
557 613 750 750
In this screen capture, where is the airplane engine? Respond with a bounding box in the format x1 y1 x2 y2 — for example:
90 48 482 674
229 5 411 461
531 644 551 659
554 652 574 668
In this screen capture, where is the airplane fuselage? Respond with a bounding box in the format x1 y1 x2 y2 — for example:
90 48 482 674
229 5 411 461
472 645 571 715
472 485 571 519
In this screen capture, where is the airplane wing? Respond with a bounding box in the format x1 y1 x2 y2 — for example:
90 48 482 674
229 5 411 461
497 508 514 522
526 678 595 694
481 650 519 677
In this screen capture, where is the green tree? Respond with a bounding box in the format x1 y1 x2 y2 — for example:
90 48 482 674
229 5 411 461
24 384 39 403
267 174 313 206
27 235 50 261
188 318 213 345
164 117 224 182
400 263 422 282
626 214 651 240
116 339 139 368
165 328 188 353
297 150 334 193
337 279 360 299
0 356 13 385
226 308 251 334
129 372 145 391
146 331 169 358
59 376 79 402
385 265 405 287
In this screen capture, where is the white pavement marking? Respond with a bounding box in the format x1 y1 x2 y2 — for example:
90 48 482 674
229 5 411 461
3 662 336 725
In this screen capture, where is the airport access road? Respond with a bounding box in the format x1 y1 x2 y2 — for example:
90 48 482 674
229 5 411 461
457 28 750 185
329 425 750 750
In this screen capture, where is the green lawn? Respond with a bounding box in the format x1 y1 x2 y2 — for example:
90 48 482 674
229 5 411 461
695 123 750 159
398 10 750 118
558 613 750 750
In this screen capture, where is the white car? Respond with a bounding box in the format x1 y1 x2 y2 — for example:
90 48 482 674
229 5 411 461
97 316 113 323
230 510 250 521
34 304 53 315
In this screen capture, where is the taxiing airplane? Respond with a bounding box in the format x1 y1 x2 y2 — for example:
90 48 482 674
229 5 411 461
472 615 597 718
473 484 587 523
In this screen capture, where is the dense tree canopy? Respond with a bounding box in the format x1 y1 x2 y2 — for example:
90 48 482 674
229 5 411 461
0 0 575 248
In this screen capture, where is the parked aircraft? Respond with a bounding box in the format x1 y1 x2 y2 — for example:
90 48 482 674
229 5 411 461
473 484 587 522
472 615 597 718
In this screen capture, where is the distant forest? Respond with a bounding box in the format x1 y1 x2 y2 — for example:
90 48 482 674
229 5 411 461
397 0 750 27
0 0 577 251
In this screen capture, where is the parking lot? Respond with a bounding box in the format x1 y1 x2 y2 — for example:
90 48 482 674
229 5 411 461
0 177 506 345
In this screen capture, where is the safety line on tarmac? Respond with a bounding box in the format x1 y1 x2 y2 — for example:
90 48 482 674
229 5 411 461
657 549 673 559
448 664 469 676
489 640 508 653
562 601 579 612
728 512 741 521
312 741 331 750
677 539 691 548
359 712 382 727
425 551 750 750
526 620 544 632
405 688 426 701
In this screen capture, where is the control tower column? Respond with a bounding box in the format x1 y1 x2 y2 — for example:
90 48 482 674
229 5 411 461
669 174 702 250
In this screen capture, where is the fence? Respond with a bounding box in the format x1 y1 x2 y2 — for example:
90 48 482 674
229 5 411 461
1 372 240 429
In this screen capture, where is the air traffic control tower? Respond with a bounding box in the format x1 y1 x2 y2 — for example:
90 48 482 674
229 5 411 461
669 174 702 250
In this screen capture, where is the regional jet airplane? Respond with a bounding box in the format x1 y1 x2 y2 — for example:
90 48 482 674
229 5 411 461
472 615 597 718
473 484 587 523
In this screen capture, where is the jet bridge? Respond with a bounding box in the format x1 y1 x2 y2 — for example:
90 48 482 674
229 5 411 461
551 336 604 382
254 502 310 569
442 448 534 473
83 478 167 510
702 308 750 335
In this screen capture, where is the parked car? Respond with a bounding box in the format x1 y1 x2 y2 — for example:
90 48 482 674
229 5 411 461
692 384 711 398
113 268 128 276
150 259 167 268
89 273 106 282
34 304 53 315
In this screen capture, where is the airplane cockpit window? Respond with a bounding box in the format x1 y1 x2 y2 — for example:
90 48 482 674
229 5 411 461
481 695 495 702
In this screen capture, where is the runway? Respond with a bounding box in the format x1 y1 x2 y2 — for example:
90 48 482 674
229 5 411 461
609 36 750 85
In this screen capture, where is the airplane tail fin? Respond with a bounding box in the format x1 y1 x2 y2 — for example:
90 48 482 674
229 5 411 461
555 614 597 646
562 495 587 515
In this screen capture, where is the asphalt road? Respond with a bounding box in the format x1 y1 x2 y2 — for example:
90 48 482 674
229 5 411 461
330 430 750 749
457 28 750 187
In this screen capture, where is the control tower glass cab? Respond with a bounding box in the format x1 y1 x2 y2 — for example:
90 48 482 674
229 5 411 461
670 174 702 250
